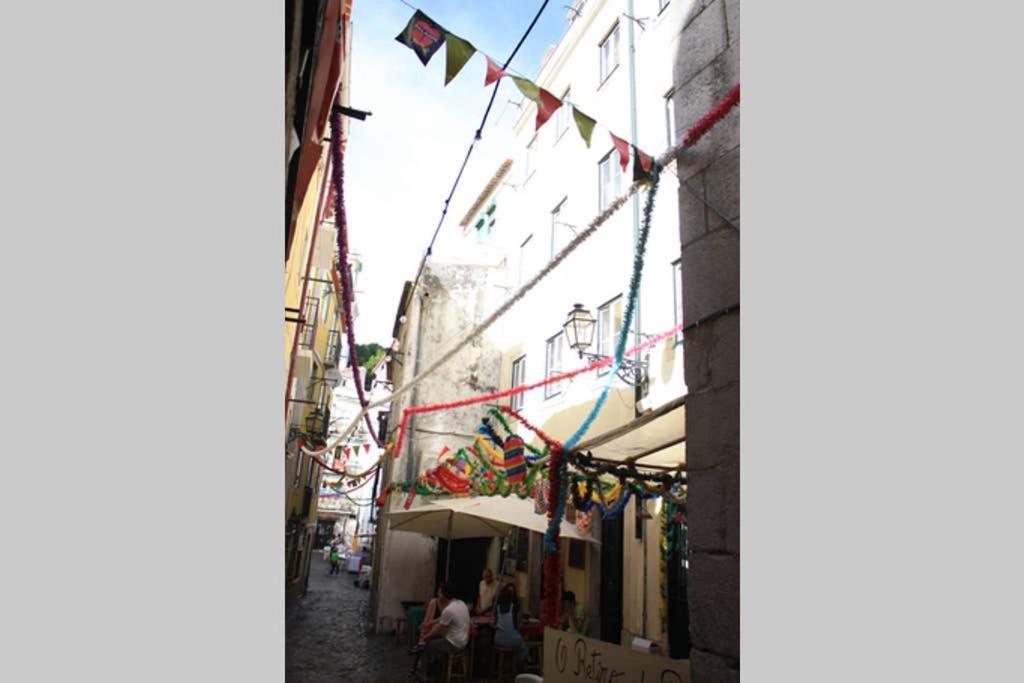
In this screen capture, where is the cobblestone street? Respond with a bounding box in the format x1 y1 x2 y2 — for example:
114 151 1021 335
286 555 412 682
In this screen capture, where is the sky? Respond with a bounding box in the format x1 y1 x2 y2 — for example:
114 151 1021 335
344 0 570 345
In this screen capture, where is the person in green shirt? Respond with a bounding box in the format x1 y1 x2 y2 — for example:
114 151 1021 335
328 543 341 575
560 591 588 635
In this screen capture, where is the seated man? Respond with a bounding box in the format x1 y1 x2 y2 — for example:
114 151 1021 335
560 591 588 636
416 582 470 682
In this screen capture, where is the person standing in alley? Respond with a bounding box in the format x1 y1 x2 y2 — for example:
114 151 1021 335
494 584 529 665
328 542 341 575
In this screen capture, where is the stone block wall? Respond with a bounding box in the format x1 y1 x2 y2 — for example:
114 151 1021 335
674 0 740 681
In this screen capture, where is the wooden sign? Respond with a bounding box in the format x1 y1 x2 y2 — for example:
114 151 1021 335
543 628 691 683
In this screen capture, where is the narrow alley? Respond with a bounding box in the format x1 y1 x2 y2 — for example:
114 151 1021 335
286 555 410 682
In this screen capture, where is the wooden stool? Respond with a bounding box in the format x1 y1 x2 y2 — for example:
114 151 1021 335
445 649 469 683
493 646 519 683
525 641 543 673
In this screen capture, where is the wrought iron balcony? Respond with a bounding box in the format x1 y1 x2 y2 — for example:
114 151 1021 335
325 329 342 367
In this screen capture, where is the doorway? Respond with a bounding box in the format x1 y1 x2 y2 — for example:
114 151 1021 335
436 537 491 605
599 514 624 644
667 512 691 658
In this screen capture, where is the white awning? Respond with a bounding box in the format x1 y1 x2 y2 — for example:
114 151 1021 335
574 395 686 470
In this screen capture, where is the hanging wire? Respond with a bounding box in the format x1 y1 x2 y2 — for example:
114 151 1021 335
398 0 553 325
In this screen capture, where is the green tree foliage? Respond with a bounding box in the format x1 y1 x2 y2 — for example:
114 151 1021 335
355 343 386 371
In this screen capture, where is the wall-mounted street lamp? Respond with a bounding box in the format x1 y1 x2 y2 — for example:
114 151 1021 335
562 303 649 388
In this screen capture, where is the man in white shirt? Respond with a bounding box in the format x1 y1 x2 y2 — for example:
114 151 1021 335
416 582 469 681
474 567 500 615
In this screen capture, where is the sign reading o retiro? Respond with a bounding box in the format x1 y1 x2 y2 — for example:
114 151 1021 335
543 628 691 683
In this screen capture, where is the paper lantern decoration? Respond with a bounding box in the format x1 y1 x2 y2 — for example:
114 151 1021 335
533 480 549 515
502 435 527 483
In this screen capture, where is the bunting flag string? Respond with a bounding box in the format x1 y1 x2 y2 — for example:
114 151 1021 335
393 6 660 174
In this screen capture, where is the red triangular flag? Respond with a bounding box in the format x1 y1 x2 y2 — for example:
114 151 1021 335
344 446 351 456
363 443 371 453
484 55 506 86
610 133 630 172
535 88 563 131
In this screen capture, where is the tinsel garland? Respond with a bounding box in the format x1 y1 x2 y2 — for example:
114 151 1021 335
541 445 566 626
541 172 661 558
682 84 740 147
329 107 383 447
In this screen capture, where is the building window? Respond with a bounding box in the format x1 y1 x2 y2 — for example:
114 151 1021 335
519 234 533 286
599 22 620 85
555 87 571 140
598 150 623 212
511 355 527 410
665 89 678 148
596 295 623 375
672 259 683 344
294 453 303 488
545 333 566 399
550 197 571 261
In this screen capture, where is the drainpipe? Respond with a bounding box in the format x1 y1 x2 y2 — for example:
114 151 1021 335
625 0 648 641
406 291 428 482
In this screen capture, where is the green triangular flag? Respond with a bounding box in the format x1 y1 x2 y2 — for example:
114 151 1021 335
572 107 597 148
444 32 476 86
511 76 542 105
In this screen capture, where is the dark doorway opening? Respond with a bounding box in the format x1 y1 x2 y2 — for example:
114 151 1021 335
667 516 691 659
436 538 491 605
600 514 624 644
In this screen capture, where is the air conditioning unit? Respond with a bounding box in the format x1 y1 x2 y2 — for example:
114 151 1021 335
312 225 338 272
294 347 314 383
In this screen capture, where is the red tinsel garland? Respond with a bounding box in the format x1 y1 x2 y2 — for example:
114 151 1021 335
388 321 684 460
541 445 565 627
682 83 740 147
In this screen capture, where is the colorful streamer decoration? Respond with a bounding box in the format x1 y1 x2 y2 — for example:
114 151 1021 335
503 435 527 483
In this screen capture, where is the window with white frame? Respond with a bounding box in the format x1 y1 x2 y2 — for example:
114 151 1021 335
672 258 683 344
545 333 566 399
596 295 623 375
550 197 571 261
598 150 623 211
519 234 533 286
665 89 678 148
511 355 527 410
555 87 571 140
599 23 620 84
